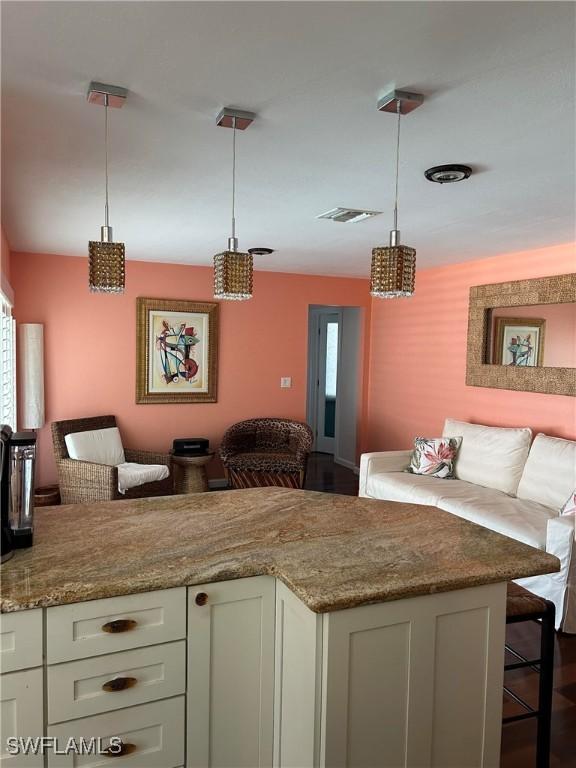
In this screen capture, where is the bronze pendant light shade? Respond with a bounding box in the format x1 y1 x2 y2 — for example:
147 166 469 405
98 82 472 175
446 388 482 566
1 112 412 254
88 237 126 294
370 90 422 299
213 248 253 301
87 82 127 294
214 108 257 301
370 244 416 298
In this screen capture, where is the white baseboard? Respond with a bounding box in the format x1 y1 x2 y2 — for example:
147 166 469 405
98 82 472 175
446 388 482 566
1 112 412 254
209 478 229 490
334 457 360 474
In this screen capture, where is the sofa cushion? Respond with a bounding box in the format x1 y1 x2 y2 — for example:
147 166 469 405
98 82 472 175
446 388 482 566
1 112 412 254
117 463 170 494
434 482 555 550
366 472 468 506
367 470 553 549
517 434 576 510
442 418 532 496
226 451 302 473
65 427 125 466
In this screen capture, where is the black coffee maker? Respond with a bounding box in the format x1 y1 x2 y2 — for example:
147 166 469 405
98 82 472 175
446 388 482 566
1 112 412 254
1 425 14 563
1 425 36 562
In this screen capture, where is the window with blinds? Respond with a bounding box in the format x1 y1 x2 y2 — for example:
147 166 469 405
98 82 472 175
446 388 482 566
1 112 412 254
0 292 16 429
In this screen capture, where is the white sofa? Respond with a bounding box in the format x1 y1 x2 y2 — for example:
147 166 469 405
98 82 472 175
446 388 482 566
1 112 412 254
359 419 576 633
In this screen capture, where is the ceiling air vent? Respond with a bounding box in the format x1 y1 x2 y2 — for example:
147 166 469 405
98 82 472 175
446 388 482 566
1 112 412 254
316 207 382 224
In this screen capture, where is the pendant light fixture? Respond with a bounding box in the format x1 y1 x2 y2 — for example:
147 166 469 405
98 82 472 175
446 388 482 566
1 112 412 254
213 107 257 301
87 81 127 294
370 90 423 299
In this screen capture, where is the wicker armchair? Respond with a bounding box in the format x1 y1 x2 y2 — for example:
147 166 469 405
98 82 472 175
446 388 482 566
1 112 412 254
52 415 173 503
219 418 313 489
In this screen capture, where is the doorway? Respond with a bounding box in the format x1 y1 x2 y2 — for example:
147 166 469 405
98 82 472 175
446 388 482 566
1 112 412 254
306 306 362 469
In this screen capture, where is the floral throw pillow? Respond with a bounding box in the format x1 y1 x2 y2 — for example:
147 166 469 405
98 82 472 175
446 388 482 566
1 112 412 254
405 437 462 479
560 490 576 516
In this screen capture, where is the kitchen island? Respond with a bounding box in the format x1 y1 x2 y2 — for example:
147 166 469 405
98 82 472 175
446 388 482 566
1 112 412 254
0 488 559 768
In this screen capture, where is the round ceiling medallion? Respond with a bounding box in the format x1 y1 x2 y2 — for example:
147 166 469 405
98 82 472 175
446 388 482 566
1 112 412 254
424 164 472 184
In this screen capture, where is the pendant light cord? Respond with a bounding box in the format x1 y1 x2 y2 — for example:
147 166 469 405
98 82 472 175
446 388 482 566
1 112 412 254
231 116 237 241
393 99 401 231
104 93 110 229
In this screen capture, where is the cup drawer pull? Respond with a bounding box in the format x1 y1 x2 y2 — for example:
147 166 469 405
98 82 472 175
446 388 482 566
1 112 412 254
101 619 138 634
105 741 137 758
102 676 138 692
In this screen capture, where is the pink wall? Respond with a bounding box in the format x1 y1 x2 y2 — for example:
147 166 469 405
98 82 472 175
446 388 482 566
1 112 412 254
492 303 576 368
10 251 371 486
365 243 576 451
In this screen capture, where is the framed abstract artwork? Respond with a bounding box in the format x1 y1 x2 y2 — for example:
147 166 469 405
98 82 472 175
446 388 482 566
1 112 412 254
493 317 545 367
136 298 219 403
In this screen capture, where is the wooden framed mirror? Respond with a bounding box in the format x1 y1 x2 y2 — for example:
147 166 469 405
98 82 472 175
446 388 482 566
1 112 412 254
466 273 576 396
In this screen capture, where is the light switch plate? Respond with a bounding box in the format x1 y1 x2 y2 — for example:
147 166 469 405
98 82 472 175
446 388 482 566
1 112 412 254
280 377 292 388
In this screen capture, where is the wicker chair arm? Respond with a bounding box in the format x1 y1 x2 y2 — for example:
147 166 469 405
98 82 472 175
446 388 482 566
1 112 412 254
124 449 172 467
57 458 118 503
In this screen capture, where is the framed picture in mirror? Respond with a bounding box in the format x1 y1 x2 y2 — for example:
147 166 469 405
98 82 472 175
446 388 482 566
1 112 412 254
492 317 545 367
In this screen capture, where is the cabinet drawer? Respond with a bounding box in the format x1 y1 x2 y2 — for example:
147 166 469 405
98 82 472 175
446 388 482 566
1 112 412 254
46 588 186 663
0 610 43 673
0 668 44 766
47 696 184 768
48 640 186 723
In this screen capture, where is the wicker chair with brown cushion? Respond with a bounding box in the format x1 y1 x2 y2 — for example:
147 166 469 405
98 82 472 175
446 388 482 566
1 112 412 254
219 418 313 489
52 415 173 503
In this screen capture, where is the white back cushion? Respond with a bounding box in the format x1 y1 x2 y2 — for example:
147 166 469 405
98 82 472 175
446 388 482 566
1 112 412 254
442 418 532 496
517 434 576 510
65 427 125 466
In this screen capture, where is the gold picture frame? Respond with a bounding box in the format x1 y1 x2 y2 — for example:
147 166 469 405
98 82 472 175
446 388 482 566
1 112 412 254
492 317 546 367
136 297 219 404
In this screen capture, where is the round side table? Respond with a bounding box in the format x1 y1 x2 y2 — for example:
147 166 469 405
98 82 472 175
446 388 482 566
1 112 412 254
34 485 61 507
170 452 214 494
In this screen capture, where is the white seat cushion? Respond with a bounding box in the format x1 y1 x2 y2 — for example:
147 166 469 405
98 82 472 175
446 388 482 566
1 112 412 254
117 463 170 494
65 427 125 466
442 418 532 496
367 471 553 549
366 472 467 506
517 434 576 510
433 482 556 549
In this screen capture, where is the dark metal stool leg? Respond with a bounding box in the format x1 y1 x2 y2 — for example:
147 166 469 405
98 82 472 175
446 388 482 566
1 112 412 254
504 585 556 768
536 602 555 768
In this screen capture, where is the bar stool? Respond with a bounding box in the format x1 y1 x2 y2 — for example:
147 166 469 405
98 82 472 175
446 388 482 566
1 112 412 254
504 582 556 768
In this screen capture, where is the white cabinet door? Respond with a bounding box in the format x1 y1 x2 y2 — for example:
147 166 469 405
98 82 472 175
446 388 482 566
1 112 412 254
320 582 507 768
187 576 275 768
0 668 43 767
0 610 43 674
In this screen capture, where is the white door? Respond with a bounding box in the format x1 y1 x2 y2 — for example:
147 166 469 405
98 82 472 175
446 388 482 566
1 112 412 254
186 576 275 768
0 668 44 767
314 312 340 454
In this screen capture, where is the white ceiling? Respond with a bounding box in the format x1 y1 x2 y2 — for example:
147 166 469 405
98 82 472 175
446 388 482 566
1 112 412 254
2 1 575 277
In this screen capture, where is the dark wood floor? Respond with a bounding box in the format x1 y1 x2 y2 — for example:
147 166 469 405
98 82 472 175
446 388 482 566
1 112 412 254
304 451 359 496
502 622 576 768
305 453 576 768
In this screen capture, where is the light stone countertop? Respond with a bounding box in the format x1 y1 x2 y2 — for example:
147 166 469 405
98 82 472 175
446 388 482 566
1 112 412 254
0 487 559 613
